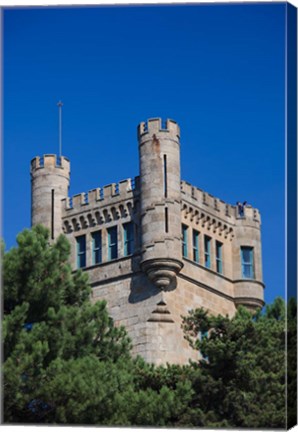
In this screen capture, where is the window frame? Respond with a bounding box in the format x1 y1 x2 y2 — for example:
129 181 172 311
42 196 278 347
192 229 200 263
107 226 118 261
182 224 188 258
198 330 209 360
204 235 211 269
91 231 102 265
123 222 134 256
216 240 223 274
76 235 86 269
240 246 255 279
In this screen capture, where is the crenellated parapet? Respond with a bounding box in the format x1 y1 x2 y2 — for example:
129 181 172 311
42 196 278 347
61 177 140 234
181 180 261 227
31 154 70 173
138 118 180 140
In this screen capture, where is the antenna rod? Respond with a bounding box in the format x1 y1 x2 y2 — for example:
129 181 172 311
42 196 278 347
57 101 63 157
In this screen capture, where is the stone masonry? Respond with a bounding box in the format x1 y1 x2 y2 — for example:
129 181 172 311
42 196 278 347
30 118 265 365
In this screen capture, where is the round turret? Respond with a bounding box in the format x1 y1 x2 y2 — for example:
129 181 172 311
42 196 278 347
138 118 183 289
31 154 70 240
232 206 265 310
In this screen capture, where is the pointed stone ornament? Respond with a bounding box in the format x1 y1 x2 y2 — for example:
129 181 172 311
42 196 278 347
147 299 174 323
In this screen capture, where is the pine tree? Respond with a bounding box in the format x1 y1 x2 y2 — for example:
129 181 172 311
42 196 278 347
181 299 287 428
3 225 131 423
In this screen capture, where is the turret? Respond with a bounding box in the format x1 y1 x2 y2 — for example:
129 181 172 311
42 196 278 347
31 154 70 240
138 118 183 289
232 206 265 311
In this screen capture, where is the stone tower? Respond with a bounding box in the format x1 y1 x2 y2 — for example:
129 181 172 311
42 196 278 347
31 154 70 240
30 118 265 364
232 209 264 311
138 118 183 290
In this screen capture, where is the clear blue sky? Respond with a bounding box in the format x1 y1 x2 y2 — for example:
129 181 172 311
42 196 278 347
3 3 286 305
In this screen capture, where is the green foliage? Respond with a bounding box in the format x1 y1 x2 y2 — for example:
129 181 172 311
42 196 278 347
2 226 195 426
287 296 297 428
4 226 90 320
3 225 291 427
3 226 132 423
182 299 287 428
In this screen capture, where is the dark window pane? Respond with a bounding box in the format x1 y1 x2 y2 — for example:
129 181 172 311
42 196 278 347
92 231 102 264
241 247 254 278
108 227 118 260
182 225 188 258
76 235 86 268
124 223 134 256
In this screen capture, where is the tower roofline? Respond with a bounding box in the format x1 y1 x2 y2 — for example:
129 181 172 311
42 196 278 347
138 118 180 139
30 154 70 172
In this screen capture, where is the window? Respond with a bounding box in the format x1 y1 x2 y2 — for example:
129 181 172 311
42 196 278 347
165 207 169 233
123 222 134 256
76 235 86 268
107 226 118 260
204 235 211 269
182 224 188 258
163 154 168 198
216 241 223 274
241 246 254 278
92 231 102 264
198 329 208 343
193 229 199 263
198 330 208 360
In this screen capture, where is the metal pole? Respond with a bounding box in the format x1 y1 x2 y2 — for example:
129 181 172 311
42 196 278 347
57 101 63 157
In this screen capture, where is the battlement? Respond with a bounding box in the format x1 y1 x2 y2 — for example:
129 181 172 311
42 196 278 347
138 118 180 139
62 176 140 213
31 154 70 173
181 180 261 224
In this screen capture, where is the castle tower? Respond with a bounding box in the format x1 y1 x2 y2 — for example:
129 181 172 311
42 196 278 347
29 118 265 365
138 118 183 290
232 207 264 311
31 154 70 240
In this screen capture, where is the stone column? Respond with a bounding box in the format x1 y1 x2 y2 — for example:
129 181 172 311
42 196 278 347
138 118 183 290
31 154 70 240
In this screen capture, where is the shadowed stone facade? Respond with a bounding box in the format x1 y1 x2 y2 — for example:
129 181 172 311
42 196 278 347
30 118 265 365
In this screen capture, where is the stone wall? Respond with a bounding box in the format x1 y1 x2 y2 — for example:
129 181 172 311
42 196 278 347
84 255 236 365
